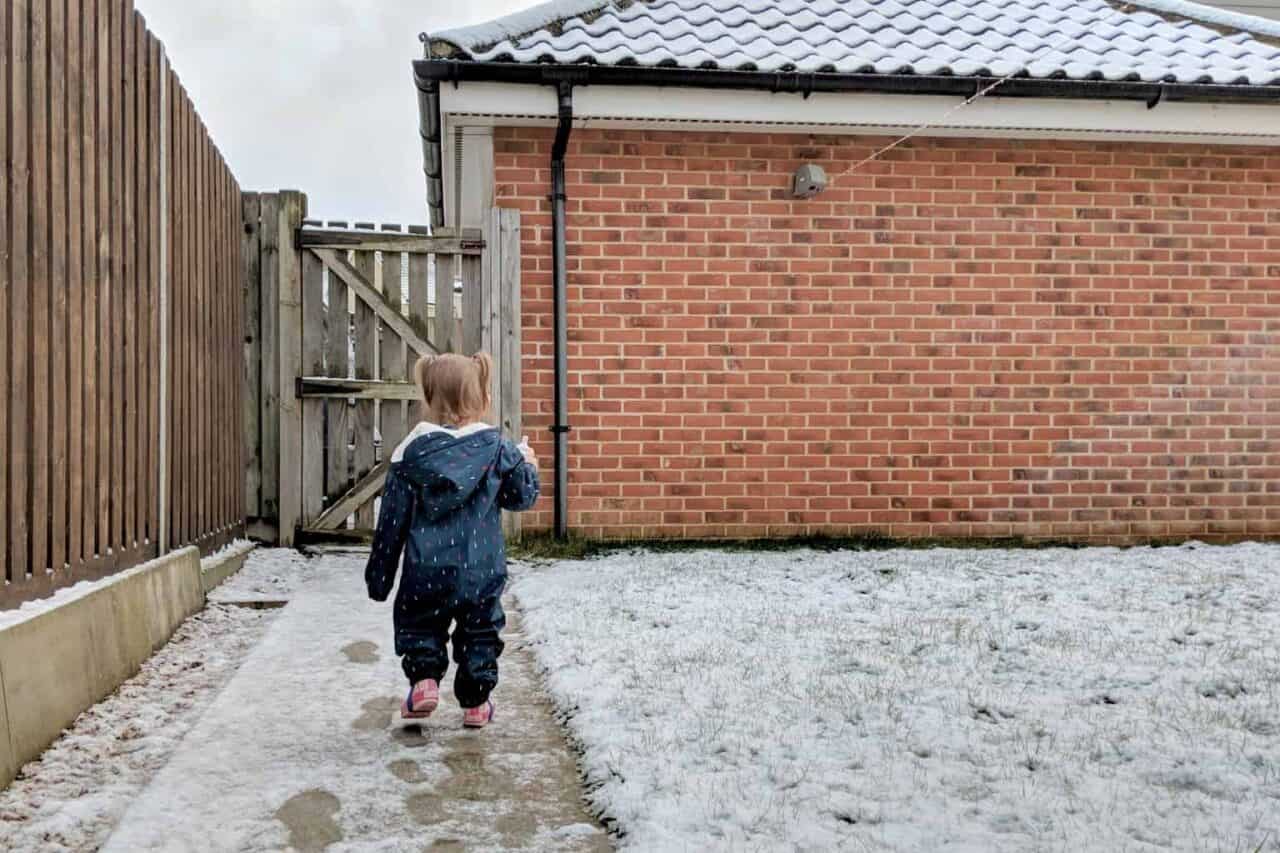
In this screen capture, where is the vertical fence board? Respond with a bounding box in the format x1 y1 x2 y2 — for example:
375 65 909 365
258 192 280 527
147 32 160 547
31 0 51 576
66 0 83 566
167 83 179 547
353 250 376 528
109 0 124 551
134 16 149 549
169 81 180 547
301 251 325 524
122 3 136 549
176 86 189 547
209 150 221 533
434 254 455 355
462 255 482 357
50 0 69 573
379 226 407 453
0 0 9 582
197 125 208 540
201 134 212 535
81 0 97 560
216 166 227 532
324 240 350 511
409 225 430 368
219 161 229 532
185 98 194 546
9 0 30 582
95 0 110 556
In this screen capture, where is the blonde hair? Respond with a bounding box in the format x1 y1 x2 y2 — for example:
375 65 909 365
413 352 493 426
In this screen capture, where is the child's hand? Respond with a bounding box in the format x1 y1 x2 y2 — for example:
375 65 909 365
518 436 538 471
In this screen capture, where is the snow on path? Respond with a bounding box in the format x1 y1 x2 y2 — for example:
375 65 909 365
0 546 314 852
104 550 608 853
513 542 1280 852
0 605 275 852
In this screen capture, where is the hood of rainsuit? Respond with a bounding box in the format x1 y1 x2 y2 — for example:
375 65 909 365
391 424 506 523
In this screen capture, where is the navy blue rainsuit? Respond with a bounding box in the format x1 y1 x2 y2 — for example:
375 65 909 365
365 423 539 708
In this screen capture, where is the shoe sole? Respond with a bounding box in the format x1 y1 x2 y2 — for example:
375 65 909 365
401 696 439 722
462 703 494 729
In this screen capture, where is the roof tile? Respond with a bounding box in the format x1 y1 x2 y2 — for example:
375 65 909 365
432 0 1280 87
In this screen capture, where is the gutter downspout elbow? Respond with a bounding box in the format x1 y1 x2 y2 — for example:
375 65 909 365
551 81 573 540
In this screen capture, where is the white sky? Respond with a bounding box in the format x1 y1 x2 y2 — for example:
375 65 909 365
133 0 528 225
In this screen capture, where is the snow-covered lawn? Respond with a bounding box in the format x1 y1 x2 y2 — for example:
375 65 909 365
0 548 313 853
513 542 1280 852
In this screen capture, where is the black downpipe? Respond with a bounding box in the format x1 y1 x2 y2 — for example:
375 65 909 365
551 82 573 540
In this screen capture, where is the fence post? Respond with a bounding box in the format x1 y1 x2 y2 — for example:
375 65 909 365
493 208 522 541
241 192 262 537
275 191 307 545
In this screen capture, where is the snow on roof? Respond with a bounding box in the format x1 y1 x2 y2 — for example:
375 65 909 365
430 0 1280 87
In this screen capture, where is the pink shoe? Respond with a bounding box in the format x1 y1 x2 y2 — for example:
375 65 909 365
462 700 495 729
400 679 439 720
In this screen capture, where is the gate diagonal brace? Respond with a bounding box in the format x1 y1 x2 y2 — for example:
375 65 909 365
308 462 389 531
309 248 440 358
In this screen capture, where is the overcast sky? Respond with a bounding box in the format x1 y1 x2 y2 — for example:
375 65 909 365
133 0 527 225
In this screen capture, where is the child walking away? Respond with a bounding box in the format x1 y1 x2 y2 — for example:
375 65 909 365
365 352 539 729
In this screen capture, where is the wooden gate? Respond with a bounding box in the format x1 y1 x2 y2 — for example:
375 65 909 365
243 192 522 545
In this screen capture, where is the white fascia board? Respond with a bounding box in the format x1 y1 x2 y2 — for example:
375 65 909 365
438 81 1280 144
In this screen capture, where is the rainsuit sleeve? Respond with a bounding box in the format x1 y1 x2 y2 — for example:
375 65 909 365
365 464 413 602
496 440 540 512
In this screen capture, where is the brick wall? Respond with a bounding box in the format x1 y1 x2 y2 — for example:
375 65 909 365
494 126 1280 543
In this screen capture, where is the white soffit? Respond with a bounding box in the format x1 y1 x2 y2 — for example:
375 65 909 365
438 82 1280 144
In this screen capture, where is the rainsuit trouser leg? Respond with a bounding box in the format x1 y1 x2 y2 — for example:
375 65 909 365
398 602 451 685
451 592 506 709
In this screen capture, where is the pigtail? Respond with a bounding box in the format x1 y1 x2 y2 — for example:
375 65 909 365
413 355 436 421
473 352 493 409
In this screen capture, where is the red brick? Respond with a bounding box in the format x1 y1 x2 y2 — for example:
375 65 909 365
503 127 1280 541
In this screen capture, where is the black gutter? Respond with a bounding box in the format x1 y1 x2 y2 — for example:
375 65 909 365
551 82 573 541
415 59 1280 105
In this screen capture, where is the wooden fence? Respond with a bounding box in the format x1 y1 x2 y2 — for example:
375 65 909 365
243 198 522 545
1 0 243 608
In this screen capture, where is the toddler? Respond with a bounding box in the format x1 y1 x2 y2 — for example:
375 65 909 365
365 352 539 729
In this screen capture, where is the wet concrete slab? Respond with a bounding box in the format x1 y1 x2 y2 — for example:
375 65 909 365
102 550 610 852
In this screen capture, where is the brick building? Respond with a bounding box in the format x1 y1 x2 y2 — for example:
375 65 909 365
416 0 1280 543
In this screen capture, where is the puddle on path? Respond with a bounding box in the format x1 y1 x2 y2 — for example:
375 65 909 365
352 696 400 731
390 758 427 783
342 640 380 664
274 789 343 852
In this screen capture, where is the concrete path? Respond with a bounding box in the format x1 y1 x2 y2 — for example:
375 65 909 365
104 550 610 853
